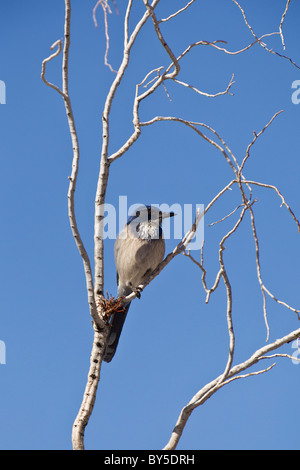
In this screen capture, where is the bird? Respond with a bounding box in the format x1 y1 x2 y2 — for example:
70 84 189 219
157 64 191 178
103 205 175 363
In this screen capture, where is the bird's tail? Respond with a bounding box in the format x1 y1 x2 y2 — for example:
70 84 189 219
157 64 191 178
103 302 131 363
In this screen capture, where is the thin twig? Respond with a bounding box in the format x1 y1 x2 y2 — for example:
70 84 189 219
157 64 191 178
248 206 270 340
238 179 300 233
218 203 255 381
262 353 300 362
209 204 243 226
93 0 117 73
279 0 291 50
93 0 111 28
239 111 284 177
222 363 277 386
172 73 235 98
233 0 300 69
158 0 196 23
41 40 66 98
263 285 300 321
140 116 239 175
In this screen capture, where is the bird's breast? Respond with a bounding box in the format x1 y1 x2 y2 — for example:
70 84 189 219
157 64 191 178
114 233 165 290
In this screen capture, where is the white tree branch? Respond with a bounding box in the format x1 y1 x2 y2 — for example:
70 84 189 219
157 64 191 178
232 0 300 69
279 0 291 50
164 327 300 449
72 328 108 450
172 73 235 98
158 0 196 23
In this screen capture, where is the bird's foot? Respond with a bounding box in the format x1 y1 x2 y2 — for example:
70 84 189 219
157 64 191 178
96 293 127 324
133 286 143 299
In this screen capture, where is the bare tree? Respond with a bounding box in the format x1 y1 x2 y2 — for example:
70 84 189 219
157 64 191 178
42 0 300 450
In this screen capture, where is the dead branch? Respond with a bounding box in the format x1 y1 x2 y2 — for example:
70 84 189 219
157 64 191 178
158 0 196 23
93 0 117 73
279 0 291 50
172 73 235 98
164 327 300 449
238 111 284 177
233 0 300 69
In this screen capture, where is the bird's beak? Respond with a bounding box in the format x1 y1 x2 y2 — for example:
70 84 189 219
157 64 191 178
162 211 176 219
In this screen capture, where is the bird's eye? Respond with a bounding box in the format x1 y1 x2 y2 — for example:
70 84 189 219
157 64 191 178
136 210 140 217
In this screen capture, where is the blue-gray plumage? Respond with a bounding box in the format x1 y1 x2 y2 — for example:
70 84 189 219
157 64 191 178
103 205 175 363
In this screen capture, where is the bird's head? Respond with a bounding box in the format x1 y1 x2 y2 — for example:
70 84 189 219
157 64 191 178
129 205 175 226
125 205 176 240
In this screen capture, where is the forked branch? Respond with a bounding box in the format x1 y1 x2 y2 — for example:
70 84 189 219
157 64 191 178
164 327 300 449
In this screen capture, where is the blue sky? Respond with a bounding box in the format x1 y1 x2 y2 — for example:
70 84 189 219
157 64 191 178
0 0 300 450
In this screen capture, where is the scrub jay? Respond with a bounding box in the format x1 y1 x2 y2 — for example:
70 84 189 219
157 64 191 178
103 205 175 362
